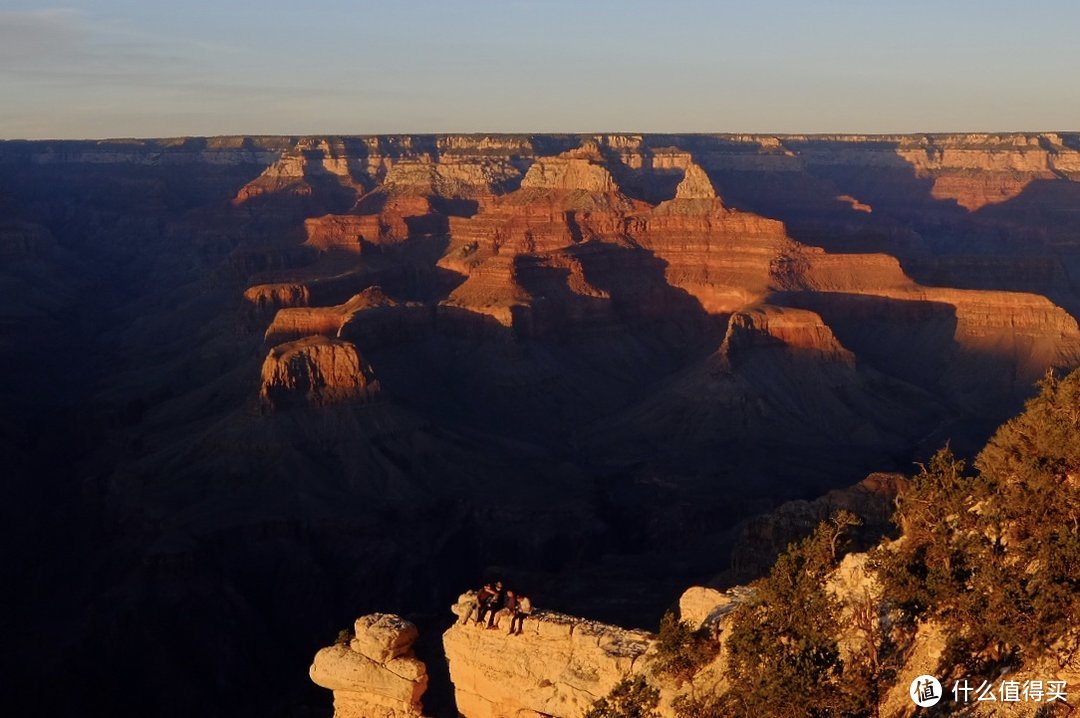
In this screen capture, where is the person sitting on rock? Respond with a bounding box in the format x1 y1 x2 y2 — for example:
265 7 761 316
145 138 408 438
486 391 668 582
489 589 516 630
464 583 495 625
477 581 503 627
509 593 532 635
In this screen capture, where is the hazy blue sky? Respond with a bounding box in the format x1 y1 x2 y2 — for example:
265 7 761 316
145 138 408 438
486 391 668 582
2 0 1078 139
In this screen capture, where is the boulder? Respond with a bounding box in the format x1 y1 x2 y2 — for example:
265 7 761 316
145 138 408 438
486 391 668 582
310 614 427 718
351 613 421 664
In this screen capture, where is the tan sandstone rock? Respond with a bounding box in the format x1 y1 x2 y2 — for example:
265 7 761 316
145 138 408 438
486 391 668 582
310 613 427 718
519 154 618 194
351 613 421 664
677 585 753 632
443 592 653 718
673 163 718 201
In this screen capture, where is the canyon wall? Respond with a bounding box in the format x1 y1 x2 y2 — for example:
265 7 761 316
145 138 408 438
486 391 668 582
4 132 1080 718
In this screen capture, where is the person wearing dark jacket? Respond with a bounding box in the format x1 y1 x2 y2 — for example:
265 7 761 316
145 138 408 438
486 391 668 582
489 590 516 630
477 581 503 626
464 583 495 625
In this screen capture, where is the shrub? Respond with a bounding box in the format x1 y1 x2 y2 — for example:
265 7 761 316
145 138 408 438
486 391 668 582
876 369 1080 667
719 515 868 718
584 675 659 718
671 692 724 718
652 611 719 685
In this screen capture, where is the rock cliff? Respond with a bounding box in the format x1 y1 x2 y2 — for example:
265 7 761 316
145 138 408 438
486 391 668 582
310 614 428 718
443 595 653 718
259 335 380 409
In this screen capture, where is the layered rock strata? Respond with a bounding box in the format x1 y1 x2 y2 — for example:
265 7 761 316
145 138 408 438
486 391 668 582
310 614 428 718
259 336 380 409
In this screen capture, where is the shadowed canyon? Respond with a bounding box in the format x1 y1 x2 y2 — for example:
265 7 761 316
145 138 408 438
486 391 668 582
3 133 1080 717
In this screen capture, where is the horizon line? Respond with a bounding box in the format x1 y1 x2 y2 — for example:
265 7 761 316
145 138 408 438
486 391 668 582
3 129 1079 143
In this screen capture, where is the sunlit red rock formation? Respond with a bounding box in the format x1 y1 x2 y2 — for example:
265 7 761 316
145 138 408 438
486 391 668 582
243 282 312 311
263 287 399 344
246 136 1080 412
233 137 364 206
639 166 790 312
719 306 854 363
672 162 720 201
259 335 379 409
880 133 1076 210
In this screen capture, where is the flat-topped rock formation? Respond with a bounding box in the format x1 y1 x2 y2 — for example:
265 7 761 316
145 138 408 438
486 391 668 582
259 335 380 409
443 594 654 718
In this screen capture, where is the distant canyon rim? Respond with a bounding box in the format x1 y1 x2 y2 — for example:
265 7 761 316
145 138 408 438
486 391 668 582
2 132 1079 717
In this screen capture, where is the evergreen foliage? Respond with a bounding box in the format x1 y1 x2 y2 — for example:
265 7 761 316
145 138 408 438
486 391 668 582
583 676 660 718
605 370 1080 718
652 611 720 685
876 369 1080 667
718 516 868 718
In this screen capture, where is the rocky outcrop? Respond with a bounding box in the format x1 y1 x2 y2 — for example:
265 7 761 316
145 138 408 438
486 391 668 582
443 593 653 718
639 205 791 313
263 287 404 345
259 336 379 409
677 586 751 632
243 282 312 311
310 614 428 718
673 163 718 201
519 155 619 194
233 138 363 206
303 214 382 252
380 157 521 199
440 256 531 328
719 305 854 363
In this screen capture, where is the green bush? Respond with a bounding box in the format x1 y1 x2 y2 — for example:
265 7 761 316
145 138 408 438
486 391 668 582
671 692 724 718
335 627 354 645
584 675 659 718
876 369 1080 668
719 515 869 718
652 611 719 685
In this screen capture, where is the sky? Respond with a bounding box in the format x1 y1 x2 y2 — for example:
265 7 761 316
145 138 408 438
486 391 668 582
1 0 1078 139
